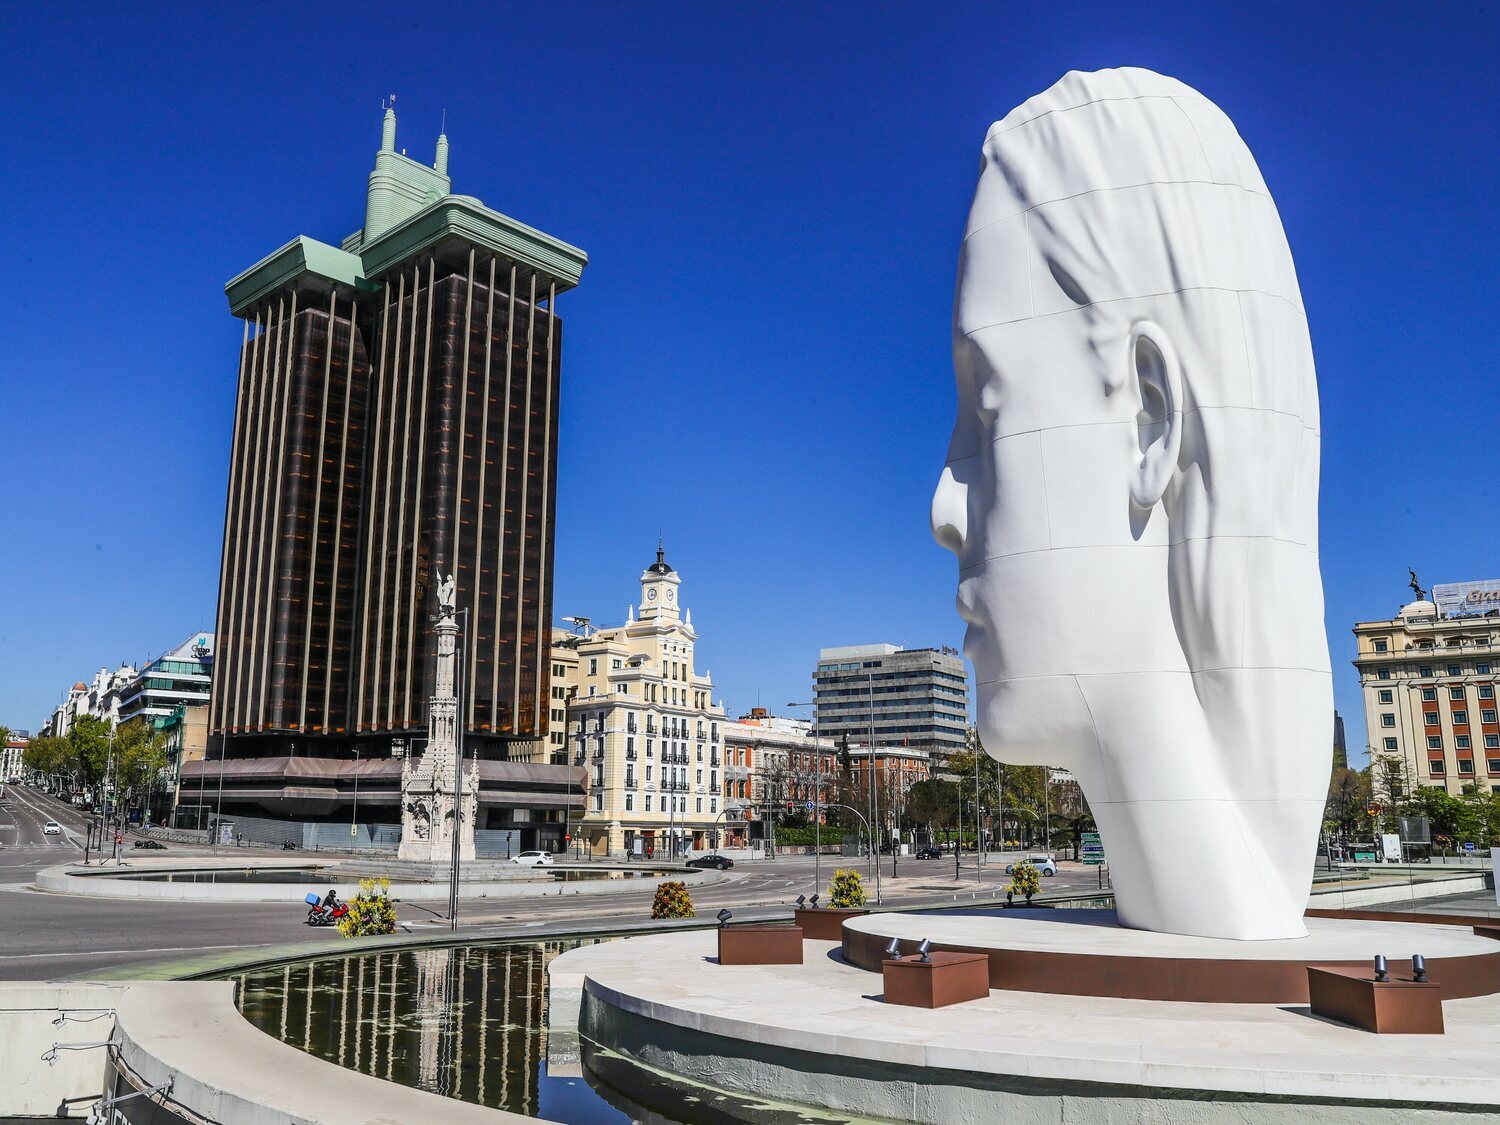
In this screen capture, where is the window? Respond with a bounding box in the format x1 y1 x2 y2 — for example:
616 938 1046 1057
1422 688 1437 701
1449 664 1462 676
1454 710 1469 725
1425 711 1439 726
1378 690 1393 704
710 798 717 814
1451 686 1466 700
624 794 634 812
589 658 598 676
645 795 653 812
1485 710 1497 724
612 658 623 670
1457 736 1472 749
1381 712 1397 728
1459 759 1474 773
646 765 653 781
1490 759 1500 773
1488 735 1500 750
1479 663 1492 675
1377 669 1391 681
1481 686 1495 700
1373 638 1389 652
592 792 603 812
1430 760 1445 775
616 683 628 695
1428 736 1442 749
695 798 702 813
695 769 702 784
1420 665 1433 677
1385 737 1399 750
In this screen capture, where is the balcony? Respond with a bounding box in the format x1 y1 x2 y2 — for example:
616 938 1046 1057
625 749 638 761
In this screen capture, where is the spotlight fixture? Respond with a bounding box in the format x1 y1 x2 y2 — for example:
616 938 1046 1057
1412 954 1428 983
883 937 902 959
796 895 806 909
809 893 819 908
716 908 733 926
916 938 932 963
1373 954 1389 983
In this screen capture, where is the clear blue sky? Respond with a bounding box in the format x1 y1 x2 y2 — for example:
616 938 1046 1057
0 2 1494 762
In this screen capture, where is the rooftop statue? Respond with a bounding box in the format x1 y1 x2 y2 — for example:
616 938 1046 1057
436 572 456 615
931 68 1332 940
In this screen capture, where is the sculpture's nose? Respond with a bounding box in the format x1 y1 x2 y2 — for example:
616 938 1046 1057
931 466 967 556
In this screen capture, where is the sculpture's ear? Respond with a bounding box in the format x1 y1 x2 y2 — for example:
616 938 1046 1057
1127 320 1182 510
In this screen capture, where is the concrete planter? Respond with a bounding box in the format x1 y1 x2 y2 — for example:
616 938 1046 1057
794 907 868 941
882 952 990 1009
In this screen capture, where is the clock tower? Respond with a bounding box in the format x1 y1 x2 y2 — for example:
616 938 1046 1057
639 542 682 622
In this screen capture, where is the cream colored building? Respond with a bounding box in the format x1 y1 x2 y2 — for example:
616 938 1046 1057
550 548 727 857
1354 586 1500 800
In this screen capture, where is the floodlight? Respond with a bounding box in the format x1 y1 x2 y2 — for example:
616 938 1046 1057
809 893 820 908
795 895 806 908
1373 954 1389 983
916 938 932 963
883 937 902 959
1412 954 1428 983
716 908 733 926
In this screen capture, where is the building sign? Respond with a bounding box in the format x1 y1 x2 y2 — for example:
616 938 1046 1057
1433 579 1500 619
1080 831 1105 865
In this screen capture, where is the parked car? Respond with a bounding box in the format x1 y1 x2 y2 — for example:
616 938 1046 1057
1005 855 1057 876
914 846 942 860
43 821 62 835
685 854 734 870
133 839 167 850
510 850 554 867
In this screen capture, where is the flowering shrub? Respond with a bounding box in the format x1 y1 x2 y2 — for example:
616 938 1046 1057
336 877 397 938
1007 862 1041 902
829 868 866 908
650 880 696 919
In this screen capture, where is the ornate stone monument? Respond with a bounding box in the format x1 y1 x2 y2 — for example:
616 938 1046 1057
930 67 1332 940
398 573 477 864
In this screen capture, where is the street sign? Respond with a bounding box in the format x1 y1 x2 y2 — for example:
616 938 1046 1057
805 802 814 811
1465 842 1477 852
1081 831 1105 865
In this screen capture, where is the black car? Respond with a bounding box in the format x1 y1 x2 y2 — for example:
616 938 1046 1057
914 846 942 860
133 839 167 850
685 854 734 870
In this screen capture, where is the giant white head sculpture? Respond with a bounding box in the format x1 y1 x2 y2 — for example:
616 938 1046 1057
931 68 1332 940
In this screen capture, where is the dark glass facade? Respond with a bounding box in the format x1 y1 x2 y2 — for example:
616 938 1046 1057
211 251 562 759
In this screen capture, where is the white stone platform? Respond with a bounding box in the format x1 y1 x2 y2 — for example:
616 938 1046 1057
558 927 1500 1123
846 907 1496 959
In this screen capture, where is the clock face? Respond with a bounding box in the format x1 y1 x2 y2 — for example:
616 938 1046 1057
647 588 657 601
666 588 675 604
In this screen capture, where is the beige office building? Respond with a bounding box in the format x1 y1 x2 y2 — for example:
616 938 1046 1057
550 548 727 857
1353 581 1500 799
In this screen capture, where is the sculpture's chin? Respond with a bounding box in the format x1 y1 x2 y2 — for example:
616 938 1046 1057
975 676 1096 773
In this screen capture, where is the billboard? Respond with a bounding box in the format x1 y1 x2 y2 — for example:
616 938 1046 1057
1433 579 1500 619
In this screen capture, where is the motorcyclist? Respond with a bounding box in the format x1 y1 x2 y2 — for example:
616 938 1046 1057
320 889 341 914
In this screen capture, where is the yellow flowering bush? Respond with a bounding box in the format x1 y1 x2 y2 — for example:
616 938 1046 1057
336 877 398 937
1008 862 1041 902
650 880 696 919
829 868 866 908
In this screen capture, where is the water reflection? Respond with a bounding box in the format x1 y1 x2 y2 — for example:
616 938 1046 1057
234 940 624 1121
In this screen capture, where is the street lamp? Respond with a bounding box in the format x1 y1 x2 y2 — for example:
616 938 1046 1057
786 701 825 899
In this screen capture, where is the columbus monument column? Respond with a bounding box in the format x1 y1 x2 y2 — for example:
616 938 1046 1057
399 574 478 864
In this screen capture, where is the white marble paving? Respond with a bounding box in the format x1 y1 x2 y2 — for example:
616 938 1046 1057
557 927 1500 1108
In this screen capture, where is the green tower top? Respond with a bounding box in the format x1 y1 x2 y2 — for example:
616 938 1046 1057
225 102 587 318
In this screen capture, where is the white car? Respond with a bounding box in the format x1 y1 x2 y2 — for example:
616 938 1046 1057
1005 854 1057 876
510 850 554 867
43 821 62 836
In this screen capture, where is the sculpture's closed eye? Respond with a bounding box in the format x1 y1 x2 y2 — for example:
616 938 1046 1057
1047 257 1089 307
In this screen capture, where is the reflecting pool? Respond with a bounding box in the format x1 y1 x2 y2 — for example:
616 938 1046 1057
231 940 866 1123
83 867 332 884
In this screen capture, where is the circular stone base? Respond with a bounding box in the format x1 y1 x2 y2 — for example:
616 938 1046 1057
557 928 1500 1124
842 908 1500 1002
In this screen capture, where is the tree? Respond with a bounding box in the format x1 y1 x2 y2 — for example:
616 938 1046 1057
67 716 113 794
1398 785 1488 850
112 718 167 804
23 735 73 782
905 778 959 835
1324 767 1372 840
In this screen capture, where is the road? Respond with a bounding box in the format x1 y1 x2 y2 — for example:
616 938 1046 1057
0 785 1103 980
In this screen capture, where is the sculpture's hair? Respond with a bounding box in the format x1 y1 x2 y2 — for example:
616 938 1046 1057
980 67 1327 676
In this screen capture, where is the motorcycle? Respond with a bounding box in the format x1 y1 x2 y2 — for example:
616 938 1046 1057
305 892 350 927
